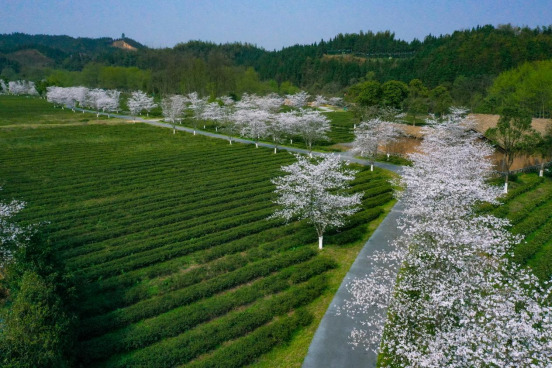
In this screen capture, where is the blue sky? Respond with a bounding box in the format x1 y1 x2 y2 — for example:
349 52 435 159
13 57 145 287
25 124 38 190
1 0 551 50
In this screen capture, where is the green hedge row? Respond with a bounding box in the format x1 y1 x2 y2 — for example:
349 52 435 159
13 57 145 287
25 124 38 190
69 199 273 269
514 219 552 266
78 208 276 281
102 277 323 368
79 258 335 363
56 181 274 253
80 247 317 339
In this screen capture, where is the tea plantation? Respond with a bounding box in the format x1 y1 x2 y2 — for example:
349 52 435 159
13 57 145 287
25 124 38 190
0 96 395 367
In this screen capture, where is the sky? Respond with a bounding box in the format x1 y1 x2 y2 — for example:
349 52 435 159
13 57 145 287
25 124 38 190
1 0 551 50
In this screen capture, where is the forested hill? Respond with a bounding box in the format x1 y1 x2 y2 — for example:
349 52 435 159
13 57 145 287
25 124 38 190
1 24 552 96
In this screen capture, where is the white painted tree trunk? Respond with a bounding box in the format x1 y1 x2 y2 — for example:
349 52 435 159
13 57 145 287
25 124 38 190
173 128 176 134
193 130 196 135
203 125 206 129
215 127 218 132
387 153 390 159
255 142 259 148
290 139 293 144
274 147 277 154
370 164 374 171
229 139 232 145
504 182 508 193
540 169 544 177
82 110 85 114
318 236 323 249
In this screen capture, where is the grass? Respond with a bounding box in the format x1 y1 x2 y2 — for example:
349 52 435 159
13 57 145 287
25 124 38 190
0 95 396 367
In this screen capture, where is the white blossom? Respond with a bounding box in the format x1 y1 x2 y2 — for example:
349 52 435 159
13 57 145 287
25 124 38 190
343 112 552 367
271 154 362 249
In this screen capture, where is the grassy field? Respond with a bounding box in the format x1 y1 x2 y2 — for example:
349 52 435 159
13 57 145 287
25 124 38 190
0 96 395 367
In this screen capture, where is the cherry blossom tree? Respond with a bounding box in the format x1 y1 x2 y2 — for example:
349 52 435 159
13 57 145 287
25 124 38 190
295 109 330 155
0 190 31 278
271 154 362 249
127 91 157 122
352 121 380 171
0 79 7 94
186 92 207 135
161 95 187 134
286 91 310 108
312 95 328 107
233 108 271 148
8 80 38 96
343 113 552 367
329 97 344 107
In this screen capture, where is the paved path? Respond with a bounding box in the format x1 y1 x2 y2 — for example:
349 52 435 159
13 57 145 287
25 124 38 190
75 109 401 172
78 108 403 367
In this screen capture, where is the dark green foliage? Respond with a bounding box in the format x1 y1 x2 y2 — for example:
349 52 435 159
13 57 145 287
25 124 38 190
0 232 77 368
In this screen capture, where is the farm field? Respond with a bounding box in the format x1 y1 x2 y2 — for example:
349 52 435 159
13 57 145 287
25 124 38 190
0 96 395 367
490 173 552 280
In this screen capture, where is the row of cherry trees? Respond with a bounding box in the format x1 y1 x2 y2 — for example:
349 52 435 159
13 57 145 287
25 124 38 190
343 109 552 367
0 80 39 96
161 91 332 153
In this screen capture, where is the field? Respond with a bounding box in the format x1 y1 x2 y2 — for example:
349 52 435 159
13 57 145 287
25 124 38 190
489 173 552 280
0 96 395 367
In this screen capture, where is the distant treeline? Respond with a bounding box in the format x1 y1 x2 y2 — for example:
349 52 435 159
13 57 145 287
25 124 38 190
1 24 552 110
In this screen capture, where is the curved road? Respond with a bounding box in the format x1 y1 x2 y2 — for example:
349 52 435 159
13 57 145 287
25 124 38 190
78 108 403 367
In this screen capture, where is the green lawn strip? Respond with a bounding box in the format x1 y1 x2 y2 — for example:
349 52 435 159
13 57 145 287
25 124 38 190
101 278 323 368
79 258 335 364
79 247 317 339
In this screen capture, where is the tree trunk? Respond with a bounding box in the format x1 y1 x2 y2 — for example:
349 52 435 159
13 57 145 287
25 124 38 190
193 130 196 135
173 128 176 134
387 153 390 160
274 147 277 154
504 173 509 194
540 162 545 177
255 142 258 148
290 139 293 144
370 164 374 171
229 139 232 145
215 127 218 132
318 236 323 250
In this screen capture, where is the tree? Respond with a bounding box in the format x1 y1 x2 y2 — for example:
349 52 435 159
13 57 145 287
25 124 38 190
0 190 29 279
486 106 536 192
286 91 310 108
0 271 75 368
428 85 452 116
353 81 382 107
161 95 187 134
533 123 552 177
8 80 38 96
381 80 408 109
343 113 552 367
186 92 207 135
233 108 271 148
127 90 157 121
271 154 362 249
295 109 330 154
352 119 401 170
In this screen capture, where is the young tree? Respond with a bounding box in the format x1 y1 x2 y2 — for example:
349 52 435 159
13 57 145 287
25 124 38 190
161 95 187 134
233 108 270 148
127 90 157 121
271 154 362 249
343 114 552 367
295 109 330 154
486 106 537 192
534 123 552 176
0 79 7 94
85 89 110 117
286 91 310 108
351 121 380 171
186 92 207 135
0 191 29 278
